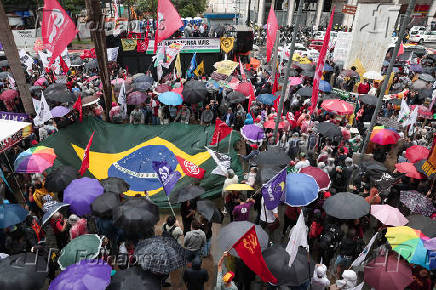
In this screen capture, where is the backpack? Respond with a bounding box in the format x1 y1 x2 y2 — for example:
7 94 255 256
162 224 176 238
288 139 300 158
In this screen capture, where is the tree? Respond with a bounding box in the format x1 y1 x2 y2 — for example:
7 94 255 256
136 0 206 18
63 0 86 41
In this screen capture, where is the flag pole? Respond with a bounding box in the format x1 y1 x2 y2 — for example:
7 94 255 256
271 33 280 83
272 0 305 144
166 195 176 216
359 0 415 160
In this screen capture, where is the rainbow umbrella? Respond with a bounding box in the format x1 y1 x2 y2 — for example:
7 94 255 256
370 126 400 145
386 226 431 269
14 146 56 173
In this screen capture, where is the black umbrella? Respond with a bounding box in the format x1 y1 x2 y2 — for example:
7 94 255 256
133 81 152 92
29 86 43 98
44 83 76 104
92 192 120 218
227 91 246 104
323 192 370 219
182 80 208 104
42 196 70 225
317 122 341 138
0 253 48 290
133 73 153 83
361 161 388 176
301 70 315 78
99 177 130 194
263 245 314 287
197 199 223 223
359 94 378 106
406 215 436 238
45 166 78 193
113 197 159 240
418 73 435 83
170 184 205 204
70 57 83 66
388 98 402 106
257 146 290 168
0 60 9 67
296 87 313 97
0 71 11 80
135 236 188 274
107 268 161 290
418 88 433 100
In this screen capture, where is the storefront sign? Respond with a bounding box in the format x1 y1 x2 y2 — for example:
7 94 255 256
0 111 30 122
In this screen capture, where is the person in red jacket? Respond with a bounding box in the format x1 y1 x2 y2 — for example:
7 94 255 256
357 78 371 94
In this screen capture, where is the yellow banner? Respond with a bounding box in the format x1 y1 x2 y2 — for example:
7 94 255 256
220 37 234 54
121 39 137 51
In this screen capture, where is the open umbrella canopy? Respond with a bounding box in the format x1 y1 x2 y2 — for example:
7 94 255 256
113 197 159 240
370 204 408 226
401 190 435 217
49 260 111 290
364 255 413 290
133 74 153 83
169 184 205 204
0 60 9 67
0 89 18 101
64 178 104 216
241 124 265 143
0 204 28 229
14 146 56 173
197 199 223 223
323 192 370 219
321 99 354 115
296 87 313 97
405 145 430 163
284 173 319 207
410 105 433 119
300 166 331 190
316 122 341 139
135 236 188 274
319 80 332 93
363 71 383 80
370 126 400 145
44 83 76 104
45 166 77 193
217 221 268 259
257 146 290 168
0 253 48 290
58 234 102 270
224 183 254 191
127 91 147 105
132 81 152 92
30 86 43 98
91 192 120 218
359 94 378 106
407 215 436 238
395 162 425 179
158 91 183 105
50 106 70 117
227 91 246 104
419 73 435 83
235 81 252 96
42 197 70 226
256 94 276 105
263 120 286 129
182 80 208 104
0 71 11 80
155 83 172 93
99 177 130 194
107 268 161 290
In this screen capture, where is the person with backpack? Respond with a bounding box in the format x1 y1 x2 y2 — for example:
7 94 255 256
287 132 301 160
318 219 343 268
335 229 363 279
184 220 206 263
162 215 183 245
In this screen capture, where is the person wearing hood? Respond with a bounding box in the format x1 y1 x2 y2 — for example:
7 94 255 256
311 264 330 290
183 256 209 290
184 220 206 263
332 270 361 290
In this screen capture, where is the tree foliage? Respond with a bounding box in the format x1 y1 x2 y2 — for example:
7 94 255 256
136 0 206 19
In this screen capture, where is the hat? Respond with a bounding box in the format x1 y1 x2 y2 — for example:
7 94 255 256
342 270 357 282
251 144 258 150
316 264 327 277
222 271 235 283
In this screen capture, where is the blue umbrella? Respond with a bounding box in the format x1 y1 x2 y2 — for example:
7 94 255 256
323 63 333 72
256 94 276 105
284 173 319 207
319 80 332 93
158 91 183 106
0 204 28 228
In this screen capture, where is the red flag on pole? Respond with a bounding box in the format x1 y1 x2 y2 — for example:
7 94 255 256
72 95 83 122
79 132 95 176
210 118 232 145
247 82 256 117
154 0 183 53
272 72 279 95
266 6 278 63
239 57 246 81
232 226 277 284
309 6 335 114
175 156 205 179
59 56 69 73
42 0 78 65
398 42 405 55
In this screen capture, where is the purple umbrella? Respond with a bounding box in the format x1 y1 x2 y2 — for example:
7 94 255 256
241 124 265 143
64 178 104 216
49 260 111 290
50 106 70 118
127 91 147 105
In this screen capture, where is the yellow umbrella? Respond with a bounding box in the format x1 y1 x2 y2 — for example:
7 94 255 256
224 184 254 191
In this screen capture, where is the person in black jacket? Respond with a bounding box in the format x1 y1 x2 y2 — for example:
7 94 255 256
183 256 209 290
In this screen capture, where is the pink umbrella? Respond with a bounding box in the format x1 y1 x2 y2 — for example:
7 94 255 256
34 77 47 86
127 91 147 105
235 81 251 96
405 145 429 163
410 105 433 119
0 89 18 101
371 204 409 226
155 84 171 93
111 78 124 85
300 166 331 190
364 255 413 290
289 77 303 86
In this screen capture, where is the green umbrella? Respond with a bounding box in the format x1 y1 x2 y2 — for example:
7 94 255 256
58 234 102 270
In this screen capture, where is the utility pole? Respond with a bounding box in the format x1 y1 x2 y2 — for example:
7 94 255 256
271 33 280 83
360 0 415 157
84 0 113 120
0 1 34 115
273 0 304 143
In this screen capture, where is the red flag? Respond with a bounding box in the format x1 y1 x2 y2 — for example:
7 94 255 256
72 95 83 122
232 226 277 284
272 72 279 95
398 42 404 56
176 156 205 179
42 0 78 65
210 118 232 145
309 6 335 114
154 0 183 53
79 132 95 176
247 82 256 117
266 6 278 63
59 56 69 73
137 40 147 52
239 57 246 81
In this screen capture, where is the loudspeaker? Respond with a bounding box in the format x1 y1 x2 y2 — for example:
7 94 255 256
235 31 254 53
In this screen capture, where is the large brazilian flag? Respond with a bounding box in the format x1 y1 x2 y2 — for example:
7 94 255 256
40 117 243 207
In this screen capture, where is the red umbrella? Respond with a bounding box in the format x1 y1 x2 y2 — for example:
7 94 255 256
370 127 400 145
127 91 147 105
155 84 171 93
410 105 433 119
395 162 426 179
0 89 18 101
300 166 331 190
263 120 285 129
364 255 413 290
405 145 430 163
321 99 354 115
234 81 252 97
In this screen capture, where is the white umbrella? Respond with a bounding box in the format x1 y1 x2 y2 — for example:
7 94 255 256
363 71 383 80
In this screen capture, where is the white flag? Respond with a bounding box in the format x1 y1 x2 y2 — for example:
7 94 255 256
407 106 418 136
19 49 34 73
350 233 377 268
33 92 53 126
117 81 127 118
286 212 309 266
107 47 119 62
398 98 410 123
8 75 15 89
206 147 231 176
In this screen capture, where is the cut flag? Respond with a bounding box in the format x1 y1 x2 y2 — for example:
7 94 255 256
206 147 231 176
42 0 78 65
261 168 287 210
154 0 183 53
286 212 309 266
33 92 53 127
194 60 205 76
210 118 232 145
79 132 95 176
266 6 278 63
176 156 205 179
72 94 83 122
239 57 246 81
247 82 256 117
152 161 181 195
187 52 197 78
309 6 335 114
232 226 277 284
